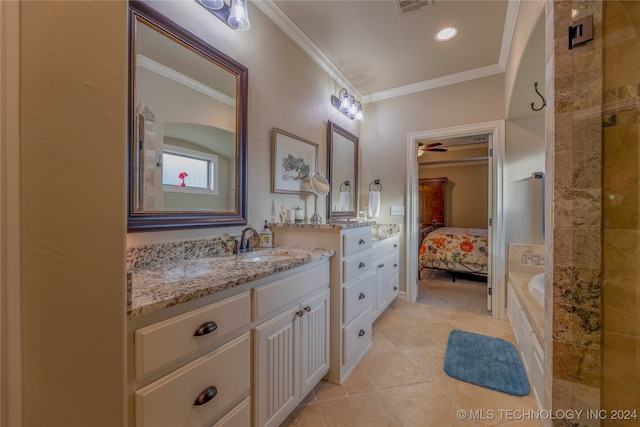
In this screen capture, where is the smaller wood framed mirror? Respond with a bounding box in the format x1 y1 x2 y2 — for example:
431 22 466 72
327 121 358 221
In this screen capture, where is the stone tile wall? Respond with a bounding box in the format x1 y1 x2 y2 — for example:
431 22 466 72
547 1 603 425
601 1 640 421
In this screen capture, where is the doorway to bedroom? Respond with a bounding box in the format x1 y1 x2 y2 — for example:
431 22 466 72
405 119 506 320
416 134 491 315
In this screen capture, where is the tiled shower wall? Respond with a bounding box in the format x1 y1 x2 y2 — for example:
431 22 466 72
548 1 640 425
601 0 640 421
547 1 603 425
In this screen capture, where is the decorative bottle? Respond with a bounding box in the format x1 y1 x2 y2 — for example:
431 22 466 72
260 220 273 248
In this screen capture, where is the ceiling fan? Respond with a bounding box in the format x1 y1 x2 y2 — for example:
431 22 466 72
417 142 447 156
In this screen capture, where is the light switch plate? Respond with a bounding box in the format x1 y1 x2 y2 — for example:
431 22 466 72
390 205 404 216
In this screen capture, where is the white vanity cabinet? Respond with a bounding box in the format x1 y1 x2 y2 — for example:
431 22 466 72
252 263 330 427
128 258 331 427
507 283 544 410
371 235 400 321
273 225 374 384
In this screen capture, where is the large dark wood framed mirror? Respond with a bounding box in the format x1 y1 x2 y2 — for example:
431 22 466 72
327 121 358 221
128 1 248 231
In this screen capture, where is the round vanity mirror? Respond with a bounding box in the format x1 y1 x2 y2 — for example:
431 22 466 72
309 173 330 224
310 173 330 196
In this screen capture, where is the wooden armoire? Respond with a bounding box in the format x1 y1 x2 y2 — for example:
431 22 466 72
418 177 448 230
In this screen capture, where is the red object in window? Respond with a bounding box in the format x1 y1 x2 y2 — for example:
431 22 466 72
178 171 188 187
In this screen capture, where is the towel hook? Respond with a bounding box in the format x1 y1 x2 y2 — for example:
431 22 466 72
531 82 547 112
340 181 351 192
369 179 382 191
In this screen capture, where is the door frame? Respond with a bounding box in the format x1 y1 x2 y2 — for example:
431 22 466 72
1 1 23 424
405 120 506 319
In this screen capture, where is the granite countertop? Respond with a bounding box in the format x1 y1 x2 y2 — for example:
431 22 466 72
508 265 545 345
269 221 376 230
128 247 334 319
269 221 401 242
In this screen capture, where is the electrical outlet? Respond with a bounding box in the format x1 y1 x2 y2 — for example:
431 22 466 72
390 205 404 216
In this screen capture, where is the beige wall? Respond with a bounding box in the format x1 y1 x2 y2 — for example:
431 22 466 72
19 1 127 426
505 116 545 246
419 163 489 229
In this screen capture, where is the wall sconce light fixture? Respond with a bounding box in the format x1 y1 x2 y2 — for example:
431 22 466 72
197 0 250 31
331 88 364 122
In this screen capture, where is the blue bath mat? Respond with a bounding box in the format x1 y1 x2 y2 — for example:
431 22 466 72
444 330 529 396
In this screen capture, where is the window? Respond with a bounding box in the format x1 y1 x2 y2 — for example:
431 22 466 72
162 145 218 195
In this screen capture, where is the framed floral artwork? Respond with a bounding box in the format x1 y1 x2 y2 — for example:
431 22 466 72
271 128 318 194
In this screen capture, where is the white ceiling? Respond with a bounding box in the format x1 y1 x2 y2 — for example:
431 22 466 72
254 0 517 103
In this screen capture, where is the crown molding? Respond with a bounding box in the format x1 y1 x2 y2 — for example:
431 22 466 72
254 0 519 104
499 0 519 70
363 63 504 103
137 55 235 107
253 0 361 99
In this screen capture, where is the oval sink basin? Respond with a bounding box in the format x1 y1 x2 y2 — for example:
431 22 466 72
241 255 292 263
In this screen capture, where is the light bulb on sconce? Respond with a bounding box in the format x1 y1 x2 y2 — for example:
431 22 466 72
339 89 351 113
354 102 364 122
228 0 250 31
331 88 364 122
200 0 224 10
196 0 250 32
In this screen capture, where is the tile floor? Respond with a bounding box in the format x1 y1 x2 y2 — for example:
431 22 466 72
280 300 542 427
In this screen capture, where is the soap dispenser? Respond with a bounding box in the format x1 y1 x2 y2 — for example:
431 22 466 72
260 220 273 248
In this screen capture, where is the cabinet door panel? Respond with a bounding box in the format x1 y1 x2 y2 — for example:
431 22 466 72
375 261 389 313
254 306 300 427
300 289 330 397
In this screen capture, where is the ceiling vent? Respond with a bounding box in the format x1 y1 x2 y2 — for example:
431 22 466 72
397 0 432 14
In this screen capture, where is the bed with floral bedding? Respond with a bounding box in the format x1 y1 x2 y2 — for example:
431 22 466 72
418 227 489 280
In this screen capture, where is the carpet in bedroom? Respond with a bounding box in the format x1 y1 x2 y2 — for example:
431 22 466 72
417 269 489 315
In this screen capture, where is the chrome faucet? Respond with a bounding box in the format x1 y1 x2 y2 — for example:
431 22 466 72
237 227 259 253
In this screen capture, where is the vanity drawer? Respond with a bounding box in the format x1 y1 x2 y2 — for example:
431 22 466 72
135 333 250 427
253 262 329 320
389 275 400 301
342 305 372 367
342 229 372 257
388 252 400 278
388 236 400 253
343 272 373 324
343 252 372 284
135 292 250 380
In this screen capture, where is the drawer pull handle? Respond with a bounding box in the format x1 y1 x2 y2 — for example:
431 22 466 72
358 239 366 245
358 292 366 300
358 329 366 337
393 244 398 248
359 262 366 269
377 263 384 269
393 286 398 291
393 263 398 268
296 310 305 317
194 321 218 337
305 305 311 312
193 386 218 406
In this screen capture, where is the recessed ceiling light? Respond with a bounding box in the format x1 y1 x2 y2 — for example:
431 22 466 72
435 27 457 41
571 9 578 18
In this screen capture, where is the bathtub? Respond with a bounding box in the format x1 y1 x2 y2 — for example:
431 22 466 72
528 273 544 306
